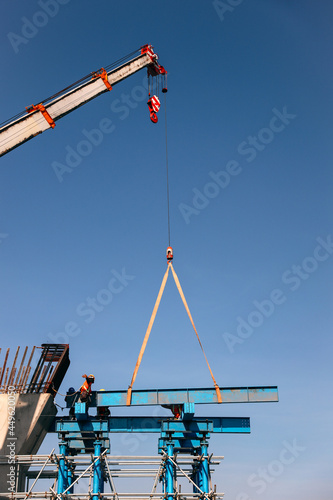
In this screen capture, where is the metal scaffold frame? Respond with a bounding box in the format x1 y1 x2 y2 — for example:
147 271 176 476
0 342 278 499
0 381 277 498
0 453 225 500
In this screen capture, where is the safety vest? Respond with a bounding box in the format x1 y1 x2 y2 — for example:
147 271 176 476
80 379 92 395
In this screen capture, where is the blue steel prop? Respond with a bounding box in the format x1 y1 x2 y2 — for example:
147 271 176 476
201 442 209 494
165 442 174 500
65 386 278 408
160 442 211 496
67 466 74 494
92 441 104 500
57 442 68 494
197 442 209 494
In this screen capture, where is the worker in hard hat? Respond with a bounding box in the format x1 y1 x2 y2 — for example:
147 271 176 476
79 374 95 403
66 387 76 418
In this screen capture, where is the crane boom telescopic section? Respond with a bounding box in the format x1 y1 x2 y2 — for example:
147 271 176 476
0 45 166 157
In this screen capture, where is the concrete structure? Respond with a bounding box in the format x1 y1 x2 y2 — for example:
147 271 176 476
0 344 69 497
0 393 57 494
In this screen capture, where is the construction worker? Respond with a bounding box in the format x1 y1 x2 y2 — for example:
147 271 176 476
79 374 95 403
171 404 181 419
66 387 76 418
162 404 181 419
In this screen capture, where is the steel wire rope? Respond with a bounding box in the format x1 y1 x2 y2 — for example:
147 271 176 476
34 49 141 106
0 82 104 148
104 49 140 72
0 72 95 129
164 92 171 247
0 52 148 150
0 82 112 150
0 48 141 129
0 110 27 128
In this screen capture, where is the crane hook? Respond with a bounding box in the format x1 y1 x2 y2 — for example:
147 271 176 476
166 246 173 262
147 95 160 123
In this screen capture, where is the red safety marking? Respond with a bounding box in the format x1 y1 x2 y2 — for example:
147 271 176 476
151 96 160 113
148 95 160 113
141 44 155 60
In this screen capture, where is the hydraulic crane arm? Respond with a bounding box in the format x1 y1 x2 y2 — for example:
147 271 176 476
0 45 166 157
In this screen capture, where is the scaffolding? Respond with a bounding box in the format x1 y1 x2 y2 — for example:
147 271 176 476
0 453 224 500
0 344 278 499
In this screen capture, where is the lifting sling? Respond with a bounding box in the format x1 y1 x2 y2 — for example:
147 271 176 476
126 261 222 405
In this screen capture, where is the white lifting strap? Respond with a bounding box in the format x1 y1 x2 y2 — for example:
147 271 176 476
126 262 222 405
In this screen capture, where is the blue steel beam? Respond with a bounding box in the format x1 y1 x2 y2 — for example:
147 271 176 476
65 386 278 408
53 416 250 434
161 417 250 434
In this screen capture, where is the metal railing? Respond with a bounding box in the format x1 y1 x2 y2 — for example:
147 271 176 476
0 344 69 394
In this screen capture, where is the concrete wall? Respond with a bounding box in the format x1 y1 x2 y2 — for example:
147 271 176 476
0 393 57 495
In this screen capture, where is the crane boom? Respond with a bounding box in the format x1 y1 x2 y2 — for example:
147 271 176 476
0 45 166 157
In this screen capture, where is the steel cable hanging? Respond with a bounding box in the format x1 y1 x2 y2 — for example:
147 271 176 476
126 83 221 405
164 93 171 247
0 48 141 129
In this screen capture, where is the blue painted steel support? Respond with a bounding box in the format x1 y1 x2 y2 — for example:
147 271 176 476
182 402 195 419
92 441 103 500
165 442 174 500
54 416 250 434
57 442 68 494
200 442 209 494
65 386 278 408
67 466 74 494
192 463 200 495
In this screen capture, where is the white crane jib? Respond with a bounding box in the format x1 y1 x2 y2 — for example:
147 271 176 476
0 45 167 157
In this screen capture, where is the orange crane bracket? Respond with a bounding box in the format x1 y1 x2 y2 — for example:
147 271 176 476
26 103 55 129
91 68 112 91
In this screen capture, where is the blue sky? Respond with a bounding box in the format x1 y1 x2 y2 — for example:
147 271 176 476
1 1 333 498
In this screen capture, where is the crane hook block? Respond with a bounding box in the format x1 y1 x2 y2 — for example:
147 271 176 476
150 111 158 123
166 246 173 262
147 95 160 123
